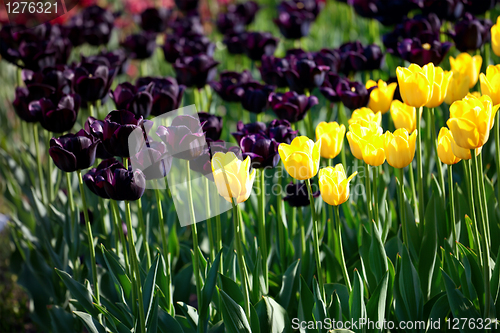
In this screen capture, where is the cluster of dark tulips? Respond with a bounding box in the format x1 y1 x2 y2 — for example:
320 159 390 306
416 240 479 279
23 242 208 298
2 0 500 331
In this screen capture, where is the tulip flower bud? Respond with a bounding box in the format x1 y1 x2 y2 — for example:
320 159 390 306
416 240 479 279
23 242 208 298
366 79 398 114
396 63 434 108
449 53 482 89
318 164 357 206
390 100 421 133
491 17 500 57
446 94 499 150
437 127 461 165
348 107 381 126
49 130 100 172
445 71 470 105
347 120 385 167
278 136 321 180
425 67 452 108
383 128 417 169
211 152 256 204
315 121 346 159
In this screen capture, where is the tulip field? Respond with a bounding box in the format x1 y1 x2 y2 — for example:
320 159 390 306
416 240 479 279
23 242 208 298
2 0 500 332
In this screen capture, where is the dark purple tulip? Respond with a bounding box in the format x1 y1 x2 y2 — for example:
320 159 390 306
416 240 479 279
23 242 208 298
29 94 80 133
313 49 341 73
84 117 114 160
175 0 199 12
259 56 290 88
217 1 260 34
284 57 329 93
101 110 148 158
232 121 268 143
274 9 315 39
198 112 223 141
22 66 74 100
279 0 324 20
319 72 342 103
337 79 374 110
338 41 384 73
84 158 121 198
239 133 280 169
463 0 497 15
66 5 116 47
269 91 318 123
49 129 99 172
121 32 157 60
349 0 416 26
110 82 154 118
418 0 464 21
397 38 452 66
268 119 298 144
450 13 492 52
209 70 252 102
163 34 214 64
84 49 129 76
97 163 146 201
240 82 275 114
74 61 116 104
136 77 185 117
0 25 21 66
232 1 260 25
283 181 320 207
169 14 205 36
139 7 171 33
156 115 207 160
173 55 219 89
13 88 40 123
242 32 279 61
223 33 246 55
130 140 172 180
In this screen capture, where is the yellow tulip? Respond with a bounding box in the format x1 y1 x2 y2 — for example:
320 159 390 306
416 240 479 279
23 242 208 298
348 107 382 126
211 152 256 204
366 79 398 114
450 134 482 160
315 121 346 159
383 128 418 169
492 17 500 57
278 136 321 180
445 71 470 105
346 119 385 166
479 64 500 105
396 63 433 107
318 164 357 206
426 67 453 108
449 53 482 88
446 94 499 149
390 100 422 133
437 127 461 165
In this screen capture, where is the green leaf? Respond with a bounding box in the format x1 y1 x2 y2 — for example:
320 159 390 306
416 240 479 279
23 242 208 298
219 289 252 333
366 272 389 333
349 270 366 333
491 247 500 306
426 294 450 333
147 294 159 333
177 302 199 331
200 251 222 332
73 311 105 333
327 292 343 322
298 276 317 333
261 296 292 333
277 259 301 311
220 274 244 307
101 245 132 301
312 278 327 333
93 302 131 333
55 269 99 317
419 193 438 300
442 270 482 333
251 249 266 304
143 254 160 323
158 309 185 333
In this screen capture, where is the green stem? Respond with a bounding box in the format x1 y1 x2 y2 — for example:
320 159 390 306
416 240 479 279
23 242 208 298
430 108 446 196
257 169 269 292
464 161 481 256
373 165 380 229
277 186 287 272
496 113 500 201
154 187 168 261
186 162 202 312
47 133 54 202
335 205 352 292
416 107 424 222
111 200 129 275
478 152 491 249
77 170 101 312
137 198 151 269
306 178 325 300
365 163 373 224
204 177 215 263
408 160 418 221
88 102 96 119
396 168 408 245
471 151 491 318
448 165 458 256
33 124 47 205
297 207 306 257
125 199 146 333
